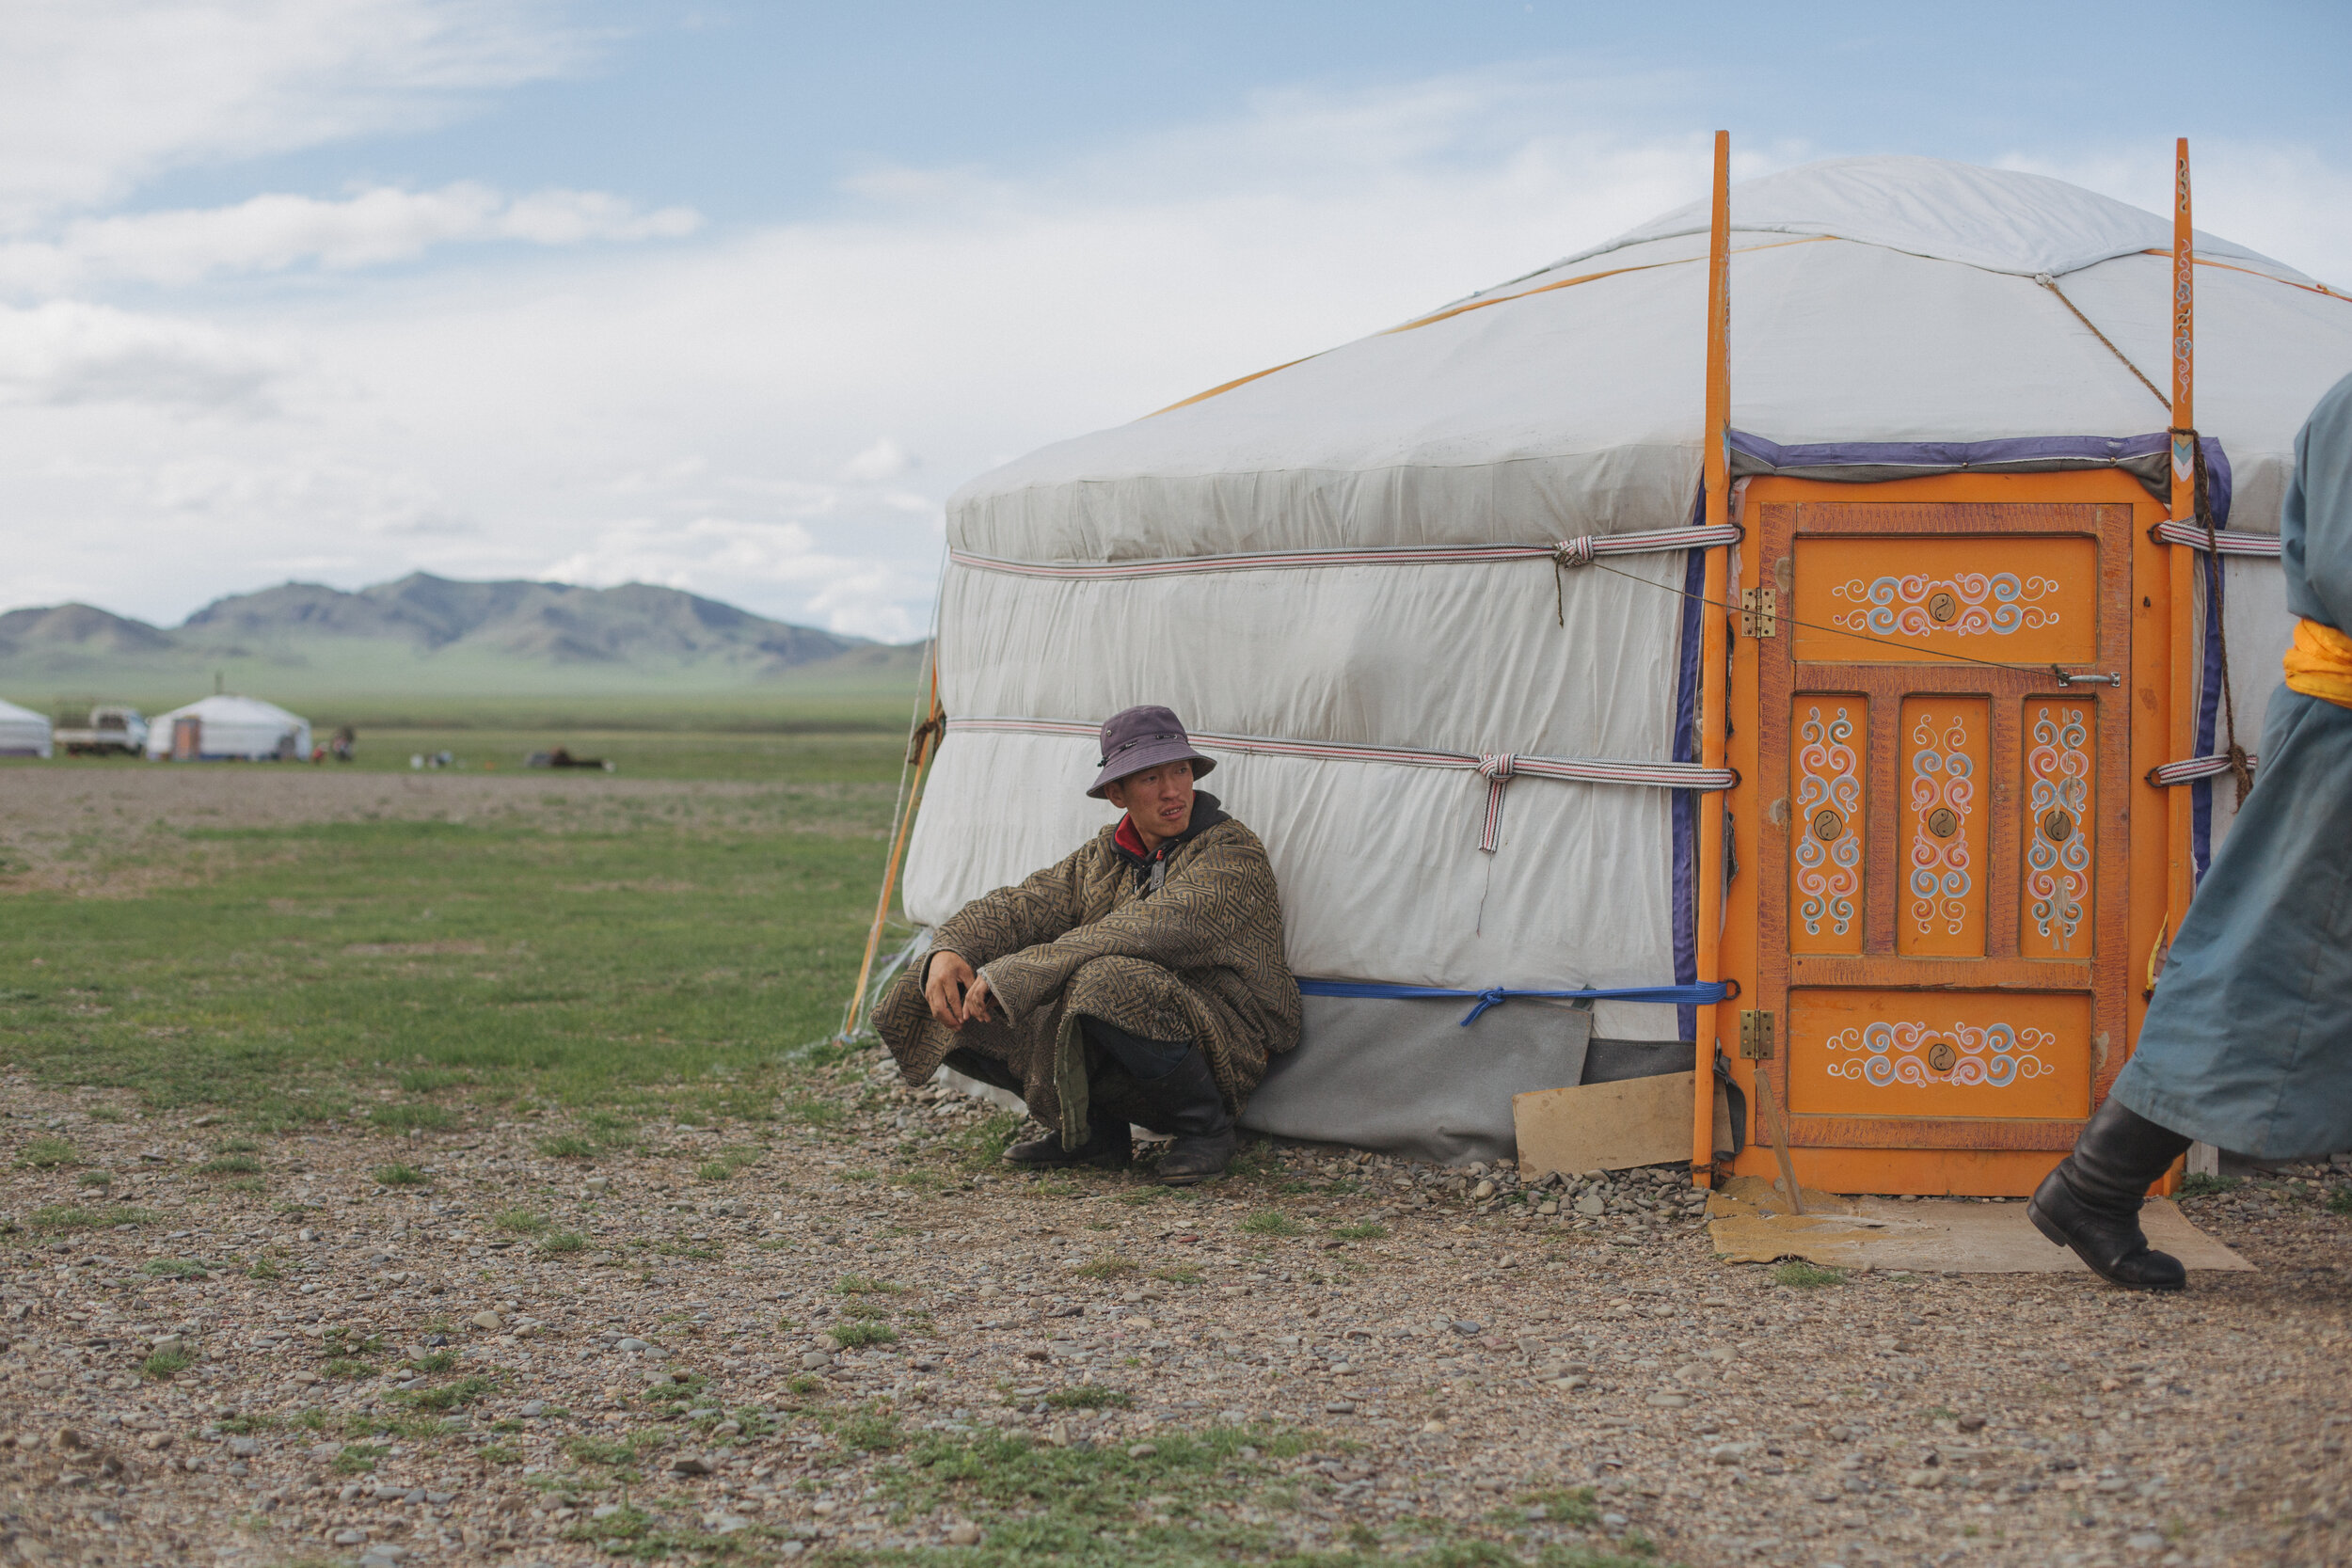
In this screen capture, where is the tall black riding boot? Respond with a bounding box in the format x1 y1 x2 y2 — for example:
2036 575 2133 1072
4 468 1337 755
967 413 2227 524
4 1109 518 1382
1137 1049 1237 1185
1084 1017 1236 1186
2028 1097 2194 1291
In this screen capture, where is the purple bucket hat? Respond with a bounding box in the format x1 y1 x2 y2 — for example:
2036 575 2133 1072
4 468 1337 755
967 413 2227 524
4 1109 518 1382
1086 705 1217 799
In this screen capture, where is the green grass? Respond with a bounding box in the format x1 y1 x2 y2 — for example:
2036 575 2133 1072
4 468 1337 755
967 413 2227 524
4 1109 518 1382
494 1208 550 1236
537 1230 588 1255
877 1421 1327 1564
1151 1266 1203 1285
28 1203 156 1231
1044 1384 1133 1410
1237 1210 1306 1237
373 1164 427 1186
1331 1222 1389 1242
75 1171 112 1189
322 1357 376 1380
1073 1253 1137 1279
2330 1187 2352 1216
836 1273 907 1295
15 1136 77 1168
2179 1172 2243 1197
213 1136 262 1153
333 1443 388 1476
1772 1260 1847 1289
140 1346 194 1380
407 1350 459 1374
197 1153 263 1175
832 1320 898 1349
695 1147 762 1181
0 721 906 1125
536 1134 596 1159
399 1373 500 1411
142 1258 212 1280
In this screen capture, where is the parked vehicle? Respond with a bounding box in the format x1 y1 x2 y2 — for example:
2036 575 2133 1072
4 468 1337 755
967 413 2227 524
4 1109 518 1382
52 703 149 756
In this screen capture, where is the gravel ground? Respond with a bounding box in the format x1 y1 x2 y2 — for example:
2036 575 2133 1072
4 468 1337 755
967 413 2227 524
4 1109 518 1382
3 1066 2348 1568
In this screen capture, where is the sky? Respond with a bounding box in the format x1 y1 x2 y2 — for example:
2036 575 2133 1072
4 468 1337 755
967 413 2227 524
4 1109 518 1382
6 1 2350 641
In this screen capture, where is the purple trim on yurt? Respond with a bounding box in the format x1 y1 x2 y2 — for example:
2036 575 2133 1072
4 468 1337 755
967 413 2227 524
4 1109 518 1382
1669 491 1708 1045
1729 430 2233 525
2191 550 2228 880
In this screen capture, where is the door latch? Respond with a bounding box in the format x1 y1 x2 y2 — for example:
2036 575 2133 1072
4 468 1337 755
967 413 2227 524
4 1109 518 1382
1738 1008 1775 1061
1740 587 1777 639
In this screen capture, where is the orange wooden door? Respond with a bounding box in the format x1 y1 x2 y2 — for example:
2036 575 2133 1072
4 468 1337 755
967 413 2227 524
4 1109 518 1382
1720 472 2171 1196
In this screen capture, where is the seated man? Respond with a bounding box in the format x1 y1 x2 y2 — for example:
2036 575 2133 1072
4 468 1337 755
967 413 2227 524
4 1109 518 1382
875 705 1301 1184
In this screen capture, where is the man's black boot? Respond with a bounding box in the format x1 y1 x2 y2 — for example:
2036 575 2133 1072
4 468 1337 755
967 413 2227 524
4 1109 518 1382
1142 1049 1237 1186
2028 1097 2194 1291
1004 1118 1131 1170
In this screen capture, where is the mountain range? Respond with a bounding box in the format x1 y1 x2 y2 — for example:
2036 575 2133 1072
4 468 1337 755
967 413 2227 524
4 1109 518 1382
0 574 921 703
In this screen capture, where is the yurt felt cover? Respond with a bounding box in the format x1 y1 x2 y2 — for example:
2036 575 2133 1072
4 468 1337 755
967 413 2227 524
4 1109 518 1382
0 698 50 758
904 157 2352 1162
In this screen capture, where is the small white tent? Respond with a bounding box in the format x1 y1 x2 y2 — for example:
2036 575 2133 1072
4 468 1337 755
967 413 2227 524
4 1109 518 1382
0 699 51 758
146 695 310 762
904 156 2352 1162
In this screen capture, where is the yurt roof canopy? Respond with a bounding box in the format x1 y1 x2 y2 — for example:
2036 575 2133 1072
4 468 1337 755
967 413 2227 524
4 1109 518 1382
951 157 2351 565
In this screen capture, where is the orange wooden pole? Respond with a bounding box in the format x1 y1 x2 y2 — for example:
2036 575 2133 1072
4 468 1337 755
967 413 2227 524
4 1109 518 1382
841 657 943 1041
1692 129 1734 1184
2159 137 2197 1003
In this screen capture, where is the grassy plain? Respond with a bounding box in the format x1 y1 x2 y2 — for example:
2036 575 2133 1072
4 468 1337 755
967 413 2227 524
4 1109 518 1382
0 689 922 1129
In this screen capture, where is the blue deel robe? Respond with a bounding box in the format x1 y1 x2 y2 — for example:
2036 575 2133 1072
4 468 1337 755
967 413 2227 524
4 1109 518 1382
2111 371 2352 1159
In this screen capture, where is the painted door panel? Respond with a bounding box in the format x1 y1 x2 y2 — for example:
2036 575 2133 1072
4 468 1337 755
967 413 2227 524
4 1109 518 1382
1718 478 2165 1196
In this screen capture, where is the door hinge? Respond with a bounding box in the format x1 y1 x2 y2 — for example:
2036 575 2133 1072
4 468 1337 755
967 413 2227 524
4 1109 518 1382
1740 587 1776 638
1738 1008 1775 1060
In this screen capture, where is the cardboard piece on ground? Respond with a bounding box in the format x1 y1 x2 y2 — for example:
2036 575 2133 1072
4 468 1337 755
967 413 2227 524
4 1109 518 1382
1705 1176 2251 1274
1514 1070 1692 1177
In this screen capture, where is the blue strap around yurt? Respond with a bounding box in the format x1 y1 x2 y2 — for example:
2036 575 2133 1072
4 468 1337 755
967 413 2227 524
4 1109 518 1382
1295 978 1731 1027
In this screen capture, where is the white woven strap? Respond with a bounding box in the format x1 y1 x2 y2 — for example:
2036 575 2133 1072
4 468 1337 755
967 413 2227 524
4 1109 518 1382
948 524 1741 581
948 718 1735 852
2149 752 2258 787
2150 520 2281 557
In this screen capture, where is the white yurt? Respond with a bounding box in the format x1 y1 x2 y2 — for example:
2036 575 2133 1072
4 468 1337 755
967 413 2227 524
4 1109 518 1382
0 698 52 758
146 695 310 762
901 156 2352 1163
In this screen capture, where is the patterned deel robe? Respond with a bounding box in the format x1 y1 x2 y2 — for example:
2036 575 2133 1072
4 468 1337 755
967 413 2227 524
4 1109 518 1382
874 794 1301 1149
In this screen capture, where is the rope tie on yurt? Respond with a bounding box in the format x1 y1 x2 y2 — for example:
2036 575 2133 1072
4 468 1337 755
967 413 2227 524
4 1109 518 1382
1474 752 1517 851
1549 535 1596 625
2035 274 2171 413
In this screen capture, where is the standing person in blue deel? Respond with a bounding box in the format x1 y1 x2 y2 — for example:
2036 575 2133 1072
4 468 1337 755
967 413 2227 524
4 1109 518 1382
2031 372 2352 1290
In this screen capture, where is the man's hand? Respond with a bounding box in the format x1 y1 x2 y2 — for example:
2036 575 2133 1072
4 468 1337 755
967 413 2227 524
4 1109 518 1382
925 951 995 1029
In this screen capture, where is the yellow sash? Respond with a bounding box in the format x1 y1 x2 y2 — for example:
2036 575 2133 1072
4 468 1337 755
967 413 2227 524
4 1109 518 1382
2282 617 2352 710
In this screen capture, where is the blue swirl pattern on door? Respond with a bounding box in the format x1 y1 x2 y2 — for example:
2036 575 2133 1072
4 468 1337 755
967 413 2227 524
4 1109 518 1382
1792 703 1862 940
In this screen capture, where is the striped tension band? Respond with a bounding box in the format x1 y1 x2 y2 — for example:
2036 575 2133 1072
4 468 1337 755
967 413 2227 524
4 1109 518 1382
948 524 1743 581
947 717 1736 855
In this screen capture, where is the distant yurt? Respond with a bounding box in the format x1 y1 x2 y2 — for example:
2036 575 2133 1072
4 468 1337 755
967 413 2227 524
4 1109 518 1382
146 695 310 762
0 698 52 758
899 155 2352 1176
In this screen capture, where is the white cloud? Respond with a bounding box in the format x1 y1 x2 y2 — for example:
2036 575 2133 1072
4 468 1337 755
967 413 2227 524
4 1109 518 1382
0 301 283 409
0 184 700 293
841 436 914 483
4 60 2350 642
0 0 591 223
